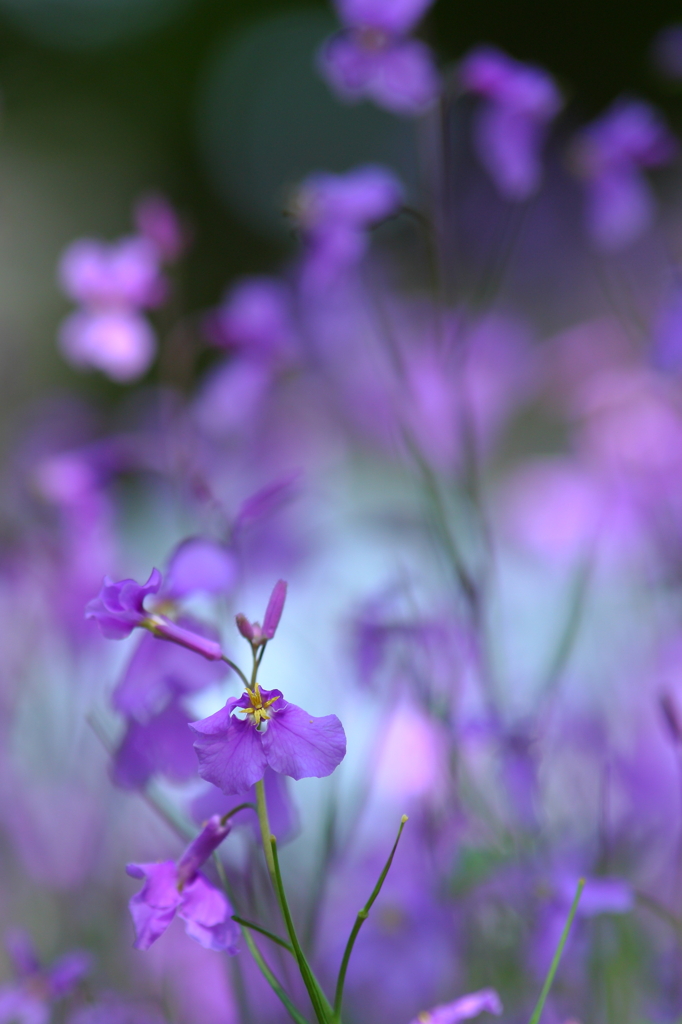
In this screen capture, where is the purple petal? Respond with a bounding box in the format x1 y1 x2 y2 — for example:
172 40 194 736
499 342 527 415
585 165 654 251
164 538 238 599
4 931 40 977
58 308 157 384
125 861 182 950
363 39 440 115
112 623 226 723
334 0 435 34
474 104 546 200
0 988 48 1024
177 874 239 953
263 702 346 780
235 614 256 641
47 952 92 997
262 580 287 639
411 989 503 1024
190 702 268 795
112 700 198 790
134 193 186 262
85 569 162 640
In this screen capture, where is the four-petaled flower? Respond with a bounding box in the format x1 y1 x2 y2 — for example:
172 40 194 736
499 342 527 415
126 815 239 953
318 0 440 115
190 683 347 795
86 569 223 660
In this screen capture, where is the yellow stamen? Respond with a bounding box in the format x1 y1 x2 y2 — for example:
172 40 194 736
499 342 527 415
239 683 280 728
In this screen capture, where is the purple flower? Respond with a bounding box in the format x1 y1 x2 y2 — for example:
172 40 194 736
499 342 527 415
190 684 346 795
134 193 187 263
235 579 288 646
111 697 199 790
318 0 439 115
58 237 165 309
86 569 223 660
574 99 677 250
163 538 238 600
293 166 403 286
460 46 562 200
113 621 226 723
204 276 296 361
126 815 238 953
58 308 157 383
409 989 502 1024
0 931 91 1024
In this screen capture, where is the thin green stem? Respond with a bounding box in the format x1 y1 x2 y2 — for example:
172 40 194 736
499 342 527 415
221 655 250 689
333 816 408 1022
241 928 311 1024
232 915 294 954
527 878 585 1024
255 779 277 887
270 837 333 1024
220 802 257 825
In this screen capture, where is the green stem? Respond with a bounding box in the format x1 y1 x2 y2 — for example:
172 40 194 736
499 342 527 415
220 655 250 689
527 878 585 1024
232 915 294 954
220 802 257 825
255 778 277 887
333 816 408 1022
241 928 311 1024
270 837 333 1024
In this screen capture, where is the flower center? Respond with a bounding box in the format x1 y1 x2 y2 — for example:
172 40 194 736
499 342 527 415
356 26 389 51
240 684 280 728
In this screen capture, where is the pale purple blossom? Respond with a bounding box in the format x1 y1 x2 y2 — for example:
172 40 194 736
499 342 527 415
163 538 238 600
574 99 677 250
86 569 223 659
318 0 439 114
460 46 562 200
190 684 346 795
126 816 238 952
204 276 296 361
58 308 156 383
134 193 187 262
0 932 91 1024
59 237 165 309
409 989 502 1024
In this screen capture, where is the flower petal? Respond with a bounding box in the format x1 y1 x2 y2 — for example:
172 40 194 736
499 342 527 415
178 874 239 953
263 703 346 780
190 703 268 795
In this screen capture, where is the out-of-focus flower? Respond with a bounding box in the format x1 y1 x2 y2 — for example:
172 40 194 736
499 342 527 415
573 99 677 250
59 238 166 309
69 996 168 1024
111 696 200 790
204 277 296 361
460 46 562 201
409 989 502 1024
163 538 238 601
191 684 346 794
0 931 91 1024
235 579 287 646
134 193 188 263
86 569 223 659
318 0 439 115
292 165 403 287
126 815 238 953
191 765 300 844
58 308 157 383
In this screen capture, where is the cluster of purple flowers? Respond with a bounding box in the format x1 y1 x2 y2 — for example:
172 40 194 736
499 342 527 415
5 2 682 1024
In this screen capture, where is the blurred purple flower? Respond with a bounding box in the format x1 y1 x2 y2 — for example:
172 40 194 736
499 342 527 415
0 931 91 1024
191 766 300 844
134 193 188 263
574 99 677 250
318 0 439 115
235 579 287 646
111 696 199 790
204 277 296 361
460 46 562 200
191 684 346 795
126 815 238 953
113 622 226 723
293 165 403 286
59 237 166 309
409 989 502 1024
59 308 156 383
163 538 238 600
69 997 168 1024
86 569 223 659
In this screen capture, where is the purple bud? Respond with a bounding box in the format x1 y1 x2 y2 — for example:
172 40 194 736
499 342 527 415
146 616 223 661
235 613 255 641
262 580 287 639
176 815 231 886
